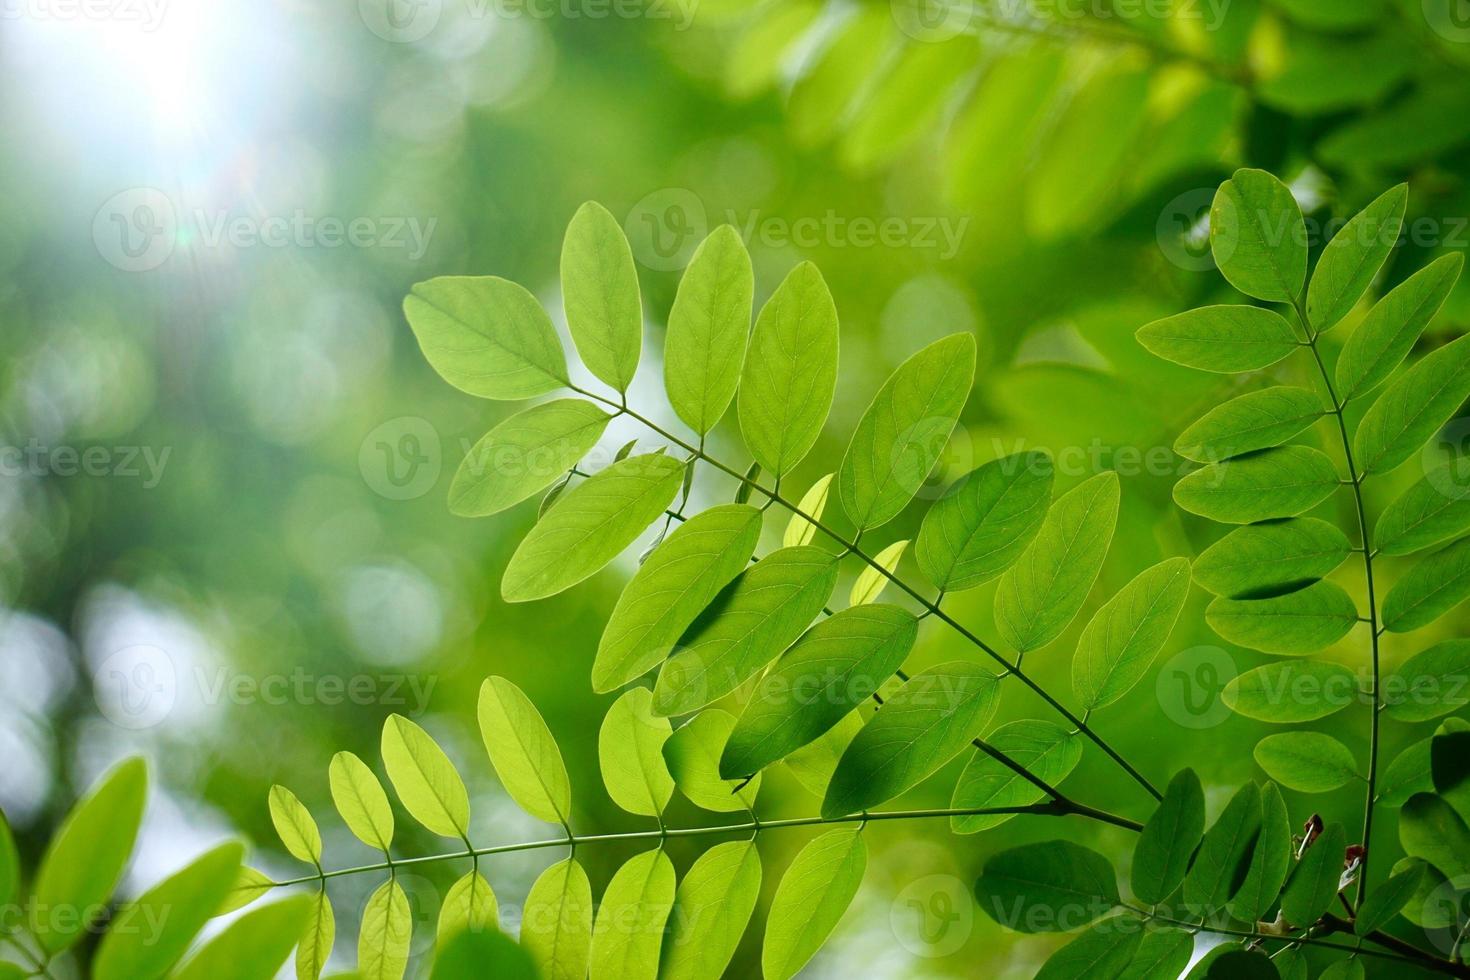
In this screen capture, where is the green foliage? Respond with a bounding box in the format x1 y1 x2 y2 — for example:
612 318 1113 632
1306 184 1406 333
380 713 471 840
1130 769 1205 906
1173 446 1340 524
1335 254 1463 400
523 858 594 980
975 840 1119 933
560 201 642 394
1211 168 1308 303
1191 518 1351 598
1253 732 1359 793
589 849 675 980
1173 387 1325 463
449 400 613 518
479 676 573 824
1381 537 1470 632
664 227 753 436
950 722 1081 835
1183 781 1260 914
1136 306 1299 374
1072 558 1191 711
659 841 761 980
762 829 866 980
598 688 674 817
1205 580 1358 655
1280 823 1347 927
914 451 1053 592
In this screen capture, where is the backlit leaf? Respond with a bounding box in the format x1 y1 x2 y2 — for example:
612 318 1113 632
653 546 839 716
173 896 313 980
358 879 412 980
837 333 976 532
822 662 1000 818
738 262 839 476
523 858 594 980
431 930 537 979
849 539 907 606
1223 661 1357 722
1385 641 1470 722
478 676 572 825
721 604 917 778
1229 783 1292 923
329 751 395 853
783 473 833 548
1192 518 1351 597
1173 386 1324 463
950 721 1082 834
663 709 761 812
561 201 642 392
915 451 1054 592
1206 580 1358 655
1306 184 1407 333
1174 446 1339 524
762 828 867 979
598 687 674 817
1034 917 1142 979
380 714 470 840
503 452 685 602
1210 168 1307 304
1132 769 1206 906
664 226 753 434
449 399 613 517
659 840 761 980
589 849 675 980
994 471 1120 653
1073 558 1192 711
1382 536 1470 632
296 891 335 980
1375 457 1470 556
1255 732 1358 792
1136 306 1299 374
404 276 568 400
1354 333 1470 475
975 840 1119 933
1336 253 1462 401
268 784 322 866
1355 863 1425 936
437 871 498 942
1183 781 1261 914
1280 823 1346 926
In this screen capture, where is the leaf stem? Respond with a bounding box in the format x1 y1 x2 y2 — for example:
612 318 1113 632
571 385 1163 802
267 800 1116 889
1292 302 1383 908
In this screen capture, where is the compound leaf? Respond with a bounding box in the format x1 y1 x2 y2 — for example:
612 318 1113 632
449 399 613 517
915 451 1054 592
478 676 572 825
762 829 867 979
1073 558 1192 711
664 226 753 434
1206 579 1358 655
561 201 642 392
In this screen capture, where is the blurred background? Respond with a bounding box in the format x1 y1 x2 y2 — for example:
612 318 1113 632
3 0 1470 975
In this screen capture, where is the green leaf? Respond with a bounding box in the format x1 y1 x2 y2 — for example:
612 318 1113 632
1336 253 1463 401
664 709 761 812
0 809 17 909
1174 387 1325 463
404 276 569 400
1033 917 1143 979
297 891 335 980
994 471 1120 653
783 710 864 799
1254 732 1358 792
1380 736 1436 808
915 451 1054 592
1355 333 1470 475
30 757 147 954
268 784 322 866
1356 863 1425 936
1174 446 1340 525
173 895 313 980
822 662 1000 818
1382 536 1470 632
721 604 917 778
738 262 839 476
762 828 867 979
1306 185 1408 333
1319 960 1365 980
1183 781 1262 914
380 714 470 839
329 751 395 853
1280 822 1346 926
659 840 762 980
598 687 673 817
664 225 753 434
1223 660 1357 722
1229 783 1292 923
1132 769 1206 906
1117 926 1194 980
94 841 244 980
1073 558 1192 711
561 201 642 392
358 879 412 980
589 848 676 980
593 503 762 692
975 840 1119 933
782 473 833 548
449 399 613 517
950 721 1082 834
1273 948 1308 980
849 539 907 606
478 676 572 825
1376 457 1470 556
431 930 537 980
1387 641 1470 722
1192 518 1351 598
837 333 976 532
1206 580 1358 655
653 546 839 716
1400 792 1470 878
1136 306 1299 374
437 870 498 942
1189 947 1280 979
1434 730 1470 824
1392 857 1448 928
218 866 273 915
503 452 686 602
1211 168 1307 304
522 858 594 980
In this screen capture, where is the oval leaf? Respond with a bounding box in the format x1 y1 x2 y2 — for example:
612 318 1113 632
1354 333 1470 475
1375 456 1470 556
589 848 675 980
172 896 313 980
1254 732 1358 792
1073 558 1192 711
1211 168 1307 304
329 751 395 853
762 828 867 979
1281 823 1346 926
1355 862 1425 936
994 471 1120 654
522 858 594 980
849 539 907 606
268 785 322 867
783 473 833 548
1174 446 1340 525
722 603 917 779
664 225 753 434
1206 579 1358 655
1229 782 1292 923
975 840 1119 933
478 675 572 825
380 714 470 840
449 399 613 517
951 721 1082 834
561 201 642 392
837 333 976 532
822 662 1000 818
659 840 762 980
1132 769 1206 906
1336 253 1462 401
1137 305 1299 374
916 451 1054 592
1306 184 1407 333
1174 386 1324 463
358 879 412 980
738 262 839 476
404 276 568 400
1192 518 1351 598
438 870 498 943
503 452 686 602
1385 640 1470 722
663 709 761 812
1382 536 1470 632
1183 781 1261 914
598 687 674 817
1223 661 1358 723
1400 792 1470 879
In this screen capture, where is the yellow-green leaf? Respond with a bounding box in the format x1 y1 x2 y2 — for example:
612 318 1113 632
358 879 412 980
380 714 470 839
598 687 673 818
849 539 907 606
268 784 322 867
329 751 395 853
589 848 675 980
523 858 594 980
762 829 867 980
437 870 498 943
664 225 753 434
783 473 833 548
561 201 642 392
